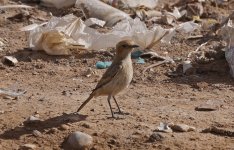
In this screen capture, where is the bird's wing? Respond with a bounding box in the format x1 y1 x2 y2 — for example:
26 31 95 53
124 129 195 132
93 62 123 91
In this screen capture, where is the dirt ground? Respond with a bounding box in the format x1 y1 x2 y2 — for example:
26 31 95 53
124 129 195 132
0 0 234 150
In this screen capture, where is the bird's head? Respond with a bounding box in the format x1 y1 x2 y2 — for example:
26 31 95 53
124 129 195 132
116 40 139 58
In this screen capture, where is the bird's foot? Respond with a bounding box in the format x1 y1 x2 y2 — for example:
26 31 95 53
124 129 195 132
114 110 130 115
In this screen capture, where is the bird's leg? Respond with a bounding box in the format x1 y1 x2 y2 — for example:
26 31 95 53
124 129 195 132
107 95 115 118
113 96 122 114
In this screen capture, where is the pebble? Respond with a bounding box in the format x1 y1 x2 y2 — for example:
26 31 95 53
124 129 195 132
170 124 196 132
20 144 37 150
82 122 91 128
25 116 40 124
149 133 164 142
2 56 18 66
0 110 5 114
47 127 59 134
67 131 93 149
60 124 70 130
195 104 219 111
32 130 42 137
84 67 93 77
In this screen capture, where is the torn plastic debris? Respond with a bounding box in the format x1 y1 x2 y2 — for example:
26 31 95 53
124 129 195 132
120 0 158 9
221 20 234 77
96 61 112 69
84 18 106 27
24 14 86 55
23 14 199 55
161 7 183 25
76 0 131 27
40 0 76 9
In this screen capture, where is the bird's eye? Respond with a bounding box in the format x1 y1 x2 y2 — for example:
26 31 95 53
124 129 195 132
122 45 127 48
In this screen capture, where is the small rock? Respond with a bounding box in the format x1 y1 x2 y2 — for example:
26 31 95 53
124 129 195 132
2 56 18 66
47 127 59 134
32 130 42 137
0 110 5 114
92 132 98 136
60 124 70 130
156 122 173 133
84 68 93 77
67 131 93 150
148 133 164 142
24 116 40 124
82 122 91 128
202 126 234 137
195 104 219 111
107 139 117 145
20 144 37 150
170 124 196 132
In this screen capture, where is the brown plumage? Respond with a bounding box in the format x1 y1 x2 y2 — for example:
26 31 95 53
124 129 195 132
77 40 138 117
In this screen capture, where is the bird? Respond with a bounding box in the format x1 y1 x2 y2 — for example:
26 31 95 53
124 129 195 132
77 39 139 118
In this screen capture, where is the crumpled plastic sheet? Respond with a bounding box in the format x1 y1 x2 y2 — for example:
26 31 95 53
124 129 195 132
22 14 200 55
221 20 234 77
120 0 158 9
76 0 131 27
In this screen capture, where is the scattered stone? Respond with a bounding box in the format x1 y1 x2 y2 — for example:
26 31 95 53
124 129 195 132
2 56 18 66
59 124 70 130
194 82 209 90
170 124 196 132
82 122 91 128
84 67 94 77
47 127 59 134
156 122 173 133
32 130 42 137
24 115 41 124
107 138 118 145
195 104 219 111
20 144 37 150
92 132 98 136
0 110 5 114
67 131 93 150
202 126 234 137
148 133 164 142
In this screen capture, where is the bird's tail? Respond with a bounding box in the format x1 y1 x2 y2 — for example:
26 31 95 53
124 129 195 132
77 94 94 112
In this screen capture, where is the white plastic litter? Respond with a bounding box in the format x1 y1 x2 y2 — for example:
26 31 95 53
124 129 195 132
76 0 131 26
84 18 106 27
176 21 201 33
121 0 158 9
22 13 199 55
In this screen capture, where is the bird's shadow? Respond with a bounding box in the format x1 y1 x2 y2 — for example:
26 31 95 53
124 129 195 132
0 113 87 140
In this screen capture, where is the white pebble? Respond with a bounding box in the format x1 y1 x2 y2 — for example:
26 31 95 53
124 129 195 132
67 131 93 149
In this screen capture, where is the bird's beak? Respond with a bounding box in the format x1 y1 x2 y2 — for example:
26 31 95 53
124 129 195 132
129 45 139 48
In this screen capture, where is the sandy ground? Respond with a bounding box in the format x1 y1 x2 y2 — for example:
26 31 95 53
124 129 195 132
0 0 234 150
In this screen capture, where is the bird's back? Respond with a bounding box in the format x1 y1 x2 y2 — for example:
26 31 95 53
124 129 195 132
93 55 133 96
